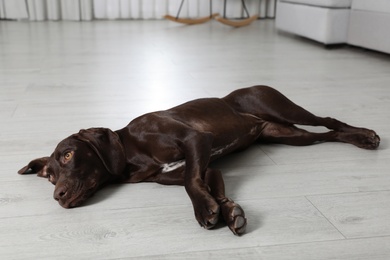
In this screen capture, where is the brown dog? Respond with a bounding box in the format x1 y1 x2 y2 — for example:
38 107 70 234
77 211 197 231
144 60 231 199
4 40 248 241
18 85 380 235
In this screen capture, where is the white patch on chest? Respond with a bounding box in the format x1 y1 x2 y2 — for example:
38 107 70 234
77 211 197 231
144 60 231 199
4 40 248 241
160 140 238 173
161 160 186 173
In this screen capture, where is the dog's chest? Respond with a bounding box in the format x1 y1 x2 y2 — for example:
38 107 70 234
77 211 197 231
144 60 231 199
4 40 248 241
161 160 186 173
160 140 239 173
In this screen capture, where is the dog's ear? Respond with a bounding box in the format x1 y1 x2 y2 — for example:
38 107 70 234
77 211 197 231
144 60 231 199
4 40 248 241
75 128 126 176
18 157 50 178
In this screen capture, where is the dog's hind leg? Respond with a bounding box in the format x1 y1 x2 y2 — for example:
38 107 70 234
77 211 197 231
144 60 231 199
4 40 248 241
260 121 379 149
204 168 247 235
225 85 360 130
224 85 380 148
260 122 337 146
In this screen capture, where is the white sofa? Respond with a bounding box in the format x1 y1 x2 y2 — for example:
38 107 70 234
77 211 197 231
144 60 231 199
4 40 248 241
348 0 390 54
275 0 390 54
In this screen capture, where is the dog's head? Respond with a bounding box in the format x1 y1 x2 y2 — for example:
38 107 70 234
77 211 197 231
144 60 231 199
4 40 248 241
18 128 126 208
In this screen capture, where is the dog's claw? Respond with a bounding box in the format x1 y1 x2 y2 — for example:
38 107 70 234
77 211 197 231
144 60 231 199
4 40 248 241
195 202 220 230
229 206 247 235
202 211 219 229
233 215 247 235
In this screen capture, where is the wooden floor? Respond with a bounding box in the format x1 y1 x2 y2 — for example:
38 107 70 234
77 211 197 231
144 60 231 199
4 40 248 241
1 20 390 259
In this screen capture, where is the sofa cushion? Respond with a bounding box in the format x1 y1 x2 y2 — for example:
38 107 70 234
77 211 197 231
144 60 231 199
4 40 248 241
280 0 352 8
351 0 390 13
276 1 350 44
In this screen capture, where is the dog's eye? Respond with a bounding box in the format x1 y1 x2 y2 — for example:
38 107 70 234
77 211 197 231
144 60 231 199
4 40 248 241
64 151 74 161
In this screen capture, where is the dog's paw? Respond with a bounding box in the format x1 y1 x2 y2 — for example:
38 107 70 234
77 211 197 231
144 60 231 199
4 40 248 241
194 200 220 230
362 131 380 149
220 199 247 235
340 129 380 150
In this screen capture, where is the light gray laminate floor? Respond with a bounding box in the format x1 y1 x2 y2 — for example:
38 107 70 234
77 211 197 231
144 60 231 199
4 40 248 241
1 20 389 259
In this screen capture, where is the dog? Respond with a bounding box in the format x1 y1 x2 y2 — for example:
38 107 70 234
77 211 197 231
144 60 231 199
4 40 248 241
18 85 380 235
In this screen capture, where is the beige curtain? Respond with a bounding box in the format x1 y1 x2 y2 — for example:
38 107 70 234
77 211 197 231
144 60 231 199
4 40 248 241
0 0 276 21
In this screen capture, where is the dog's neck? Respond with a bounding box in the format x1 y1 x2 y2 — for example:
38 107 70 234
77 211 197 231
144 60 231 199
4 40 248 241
113 129 142 182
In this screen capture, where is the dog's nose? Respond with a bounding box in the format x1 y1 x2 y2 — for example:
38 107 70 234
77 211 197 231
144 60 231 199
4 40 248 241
54 186 68 201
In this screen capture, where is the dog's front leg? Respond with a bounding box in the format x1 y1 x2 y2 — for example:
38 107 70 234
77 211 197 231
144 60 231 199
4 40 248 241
182 131 220 230
204 168 247 235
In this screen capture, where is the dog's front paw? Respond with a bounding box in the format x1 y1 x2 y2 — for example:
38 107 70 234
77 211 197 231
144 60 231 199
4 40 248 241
220 198 247 235
193 199 220 230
